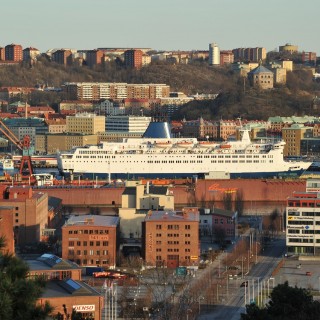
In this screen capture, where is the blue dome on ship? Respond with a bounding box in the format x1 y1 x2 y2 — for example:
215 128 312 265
142 122 171 139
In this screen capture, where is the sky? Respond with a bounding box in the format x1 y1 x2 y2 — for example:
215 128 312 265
2 0 320 54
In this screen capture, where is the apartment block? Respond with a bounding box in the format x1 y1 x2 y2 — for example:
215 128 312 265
63 82 170 101
124 49 143 68
23 47 40 62
5 44 23 61
209 43 220 65
232 47 266 62
62 215 119 268
282 124 313 157
86 49 104 67
142 210 199 268
220 50 234 65
52 49 73 65
0 47 5 60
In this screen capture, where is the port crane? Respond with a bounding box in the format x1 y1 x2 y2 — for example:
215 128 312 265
0 120 34 178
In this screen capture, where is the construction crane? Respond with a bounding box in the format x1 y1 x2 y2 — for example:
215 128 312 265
0 119 34 178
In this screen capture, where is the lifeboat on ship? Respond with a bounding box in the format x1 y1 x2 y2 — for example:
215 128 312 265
155 141 173 148
176 141 193 148
220 143 232 149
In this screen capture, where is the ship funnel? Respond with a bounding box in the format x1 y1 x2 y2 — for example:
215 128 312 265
143 122 171 139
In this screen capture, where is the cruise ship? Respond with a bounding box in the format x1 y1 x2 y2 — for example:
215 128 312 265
57 122 311 179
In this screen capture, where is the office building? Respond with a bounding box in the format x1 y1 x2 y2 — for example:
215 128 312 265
105 115 151 134
142 209 199 268
62 215 119 268
286 181 320 255
66 113 105 135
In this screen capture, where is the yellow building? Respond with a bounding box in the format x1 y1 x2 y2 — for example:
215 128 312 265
35 133 98 154
66 113 105 134
247 65 274 89
279 44 298 54
282 124 313 157
118 182 174 239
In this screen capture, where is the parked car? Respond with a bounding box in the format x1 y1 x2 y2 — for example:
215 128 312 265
306 271 312 276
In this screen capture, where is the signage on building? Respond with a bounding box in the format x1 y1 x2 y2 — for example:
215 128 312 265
191 256 198 260
148 233 153 252
73 305 95 312
89 235 109 241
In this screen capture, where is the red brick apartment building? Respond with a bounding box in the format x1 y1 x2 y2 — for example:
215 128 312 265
62 215 120 268
142 210 199 268
86 49 104 67
124 49 143 68
52 49 73 65
0 186 49 247
5 43 23 61
0 206 14 255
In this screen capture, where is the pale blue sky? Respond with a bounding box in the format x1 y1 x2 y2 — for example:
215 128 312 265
2 0 320 54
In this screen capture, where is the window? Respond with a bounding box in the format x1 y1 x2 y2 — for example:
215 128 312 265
156 225 162 230
103 241 108 246
69 241 74 246
185 225 191 230
83 241 87 246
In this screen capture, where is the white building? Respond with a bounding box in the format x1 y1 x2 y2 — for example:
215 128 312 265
105 115 151 133
286 179 320 256
97 100 126 116
209 43 220 66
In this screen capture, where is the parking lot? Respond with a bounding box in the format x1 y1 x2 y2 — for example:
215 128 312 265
275 258 320 294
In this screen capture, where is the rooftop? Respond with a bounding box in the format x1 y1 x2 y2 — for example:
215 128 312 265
63 214 119 227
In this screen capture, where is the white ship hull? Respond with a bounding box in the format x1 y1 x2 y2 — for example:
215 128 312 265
57 128 311 179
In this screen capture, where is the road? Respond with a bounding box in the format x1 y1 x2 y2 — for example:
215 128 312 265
198 237 286 320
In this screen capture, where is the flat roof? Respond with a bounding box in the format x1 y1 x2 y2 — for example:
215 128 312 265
63 214 119 227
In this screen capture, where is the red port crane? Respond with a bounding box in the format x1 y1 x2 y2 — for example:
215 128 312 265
0 120 34 178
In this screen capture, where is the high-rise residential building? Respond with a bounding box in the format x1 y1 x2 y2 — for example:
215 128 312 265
23 47 40 62
5 44 23 61
63 82 170 101
52 49 73 65
0 47 5 60
232 47 266 62
124 49 143 68
86 49 104 68
302 52 317 66
209 43 220 65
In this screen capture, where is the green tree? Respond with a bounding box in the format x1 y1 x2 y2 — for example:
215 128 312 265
0 236 53 320
241 281 320 320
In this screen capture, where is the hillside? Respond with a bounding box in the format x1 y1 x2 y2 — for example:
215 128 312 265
0 58 319 120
